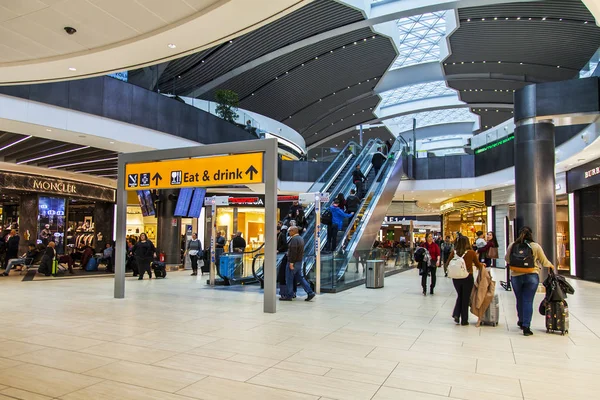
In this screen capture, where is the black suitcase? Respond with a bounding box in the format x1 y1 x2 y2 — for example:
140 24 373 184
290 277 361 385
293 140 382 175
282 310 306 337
152 261 167 278
546 300 569 335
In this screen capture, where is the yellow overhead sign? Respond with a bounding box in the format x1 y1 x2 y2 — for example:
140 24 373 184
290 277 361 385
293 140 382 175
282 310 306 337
125 153 263 190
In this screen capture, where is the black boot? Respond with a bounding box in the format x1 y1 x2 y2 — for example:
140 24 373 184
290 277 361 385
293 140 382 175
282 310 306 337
430 287 434 295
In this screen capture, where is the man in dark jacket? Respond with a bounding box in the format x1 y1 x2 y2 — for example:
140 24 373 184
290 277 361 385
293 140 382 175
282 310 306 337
288 200 303 217
277 225 288 253
231 232 246 252
351 165 367 199
280 226 315 302
345 189 360 214
371 148 386 176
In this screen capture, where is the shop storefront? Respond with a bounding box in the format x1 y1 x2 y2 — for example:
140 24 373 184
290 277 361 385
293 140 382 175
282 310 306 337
440 192 487 243
381 216 441 246
204 195 266 252
491 173 570 272
126 191 158 243
567 158 600 282
0 172 115 255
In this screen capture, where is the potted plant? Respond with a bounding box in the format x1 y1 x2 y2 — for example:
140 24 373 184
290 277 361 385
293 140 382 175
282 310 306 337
215 89 239 123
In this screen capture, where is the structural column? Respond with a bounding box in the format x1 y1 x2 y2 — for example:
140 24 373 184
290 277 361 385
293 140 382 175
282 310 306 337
514 121 556 280
157 189 181 265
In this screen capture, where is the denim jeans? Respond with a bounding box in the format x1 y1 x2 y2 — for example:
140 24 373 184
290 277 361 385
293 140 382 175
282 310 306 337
511 273 540 328
285 261 314 298
4 258 28 274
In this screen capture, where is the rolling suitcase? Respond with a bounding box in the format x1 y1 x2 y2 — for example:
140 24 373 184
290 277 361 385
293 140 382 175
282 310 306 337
152 261 167 278
481 294 500 327
546 300 569 335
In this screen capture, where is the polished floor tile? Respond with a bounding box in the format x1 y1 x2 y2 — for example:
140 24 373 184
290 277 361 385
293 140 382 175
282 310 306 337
10 348 116 374
0 364 101 398
0 269 597 400
177 376 318 400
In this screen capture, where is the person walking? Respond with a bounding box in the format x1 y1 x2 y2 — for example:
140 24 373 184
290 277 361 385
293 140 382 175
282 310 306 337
445 235 485 326
420 233 441 295
327 200 354 252
506 226 554 336
280 226 315 302
440 236 454 277
477 231 499 267
351 165 367 199
294 209 307 234
371 147 386 176
277 225 289 253
4 230 19 270
132 233 156 280
186 233 202 276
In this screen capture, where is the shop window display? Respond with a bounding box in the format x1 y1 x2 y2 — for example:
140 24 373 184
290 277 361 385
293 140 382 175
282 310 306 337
38 196 66 254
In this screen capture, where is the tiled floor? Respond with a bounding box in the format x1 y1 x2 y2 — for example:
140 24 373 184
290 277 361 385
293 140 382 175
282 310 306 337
0 268 598 399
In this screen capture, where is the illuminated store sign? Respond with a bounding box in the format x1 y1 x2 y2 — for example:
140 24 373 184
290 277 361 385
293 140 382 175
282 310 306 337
440 202 454 211
0 172 115 202
584 166 600 179
33 180 77 194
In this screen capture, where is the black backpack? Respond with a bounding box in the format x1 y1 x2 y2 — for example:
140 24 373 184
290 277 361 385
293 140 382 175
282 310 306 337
509 241 535 268
321 208 333 226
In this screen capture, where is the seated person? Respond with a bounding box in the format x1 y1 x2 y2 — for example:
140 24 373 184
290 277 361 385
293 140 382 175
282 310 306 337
2 244 40 276
58 253 75 274
37 242 56 277
99 243 114 273
79 246 94 270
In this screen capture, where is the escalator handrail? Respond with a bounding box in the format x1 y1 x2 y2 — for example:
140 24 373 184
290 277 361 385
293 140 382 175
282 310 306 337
252 253 265 283
306 140 361 194
220 243 265 257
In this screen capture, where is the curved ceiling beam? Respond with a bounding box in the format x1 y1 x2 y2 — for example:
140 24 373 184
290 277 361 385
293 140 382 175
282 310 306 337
187 0 538 97
0 0 310 85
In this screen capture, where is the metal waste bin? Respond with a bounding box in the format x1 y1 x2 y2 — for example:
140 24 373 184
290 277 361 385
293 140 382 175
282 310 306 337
366 260 384 288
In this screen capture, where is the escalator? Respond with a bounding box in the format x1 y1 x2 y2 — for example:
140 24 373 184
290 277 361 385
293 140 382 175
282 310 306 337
303 139 405 292
215 140 370 285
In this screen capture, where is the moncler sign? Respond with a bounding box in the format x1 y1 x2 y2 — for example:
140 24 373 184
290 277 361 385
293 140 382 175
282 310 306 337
32 180 77 194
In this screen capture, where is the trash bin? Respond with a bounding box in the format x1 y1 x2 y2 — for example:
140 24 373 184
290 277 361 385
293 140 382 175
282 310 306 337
366 260 384 289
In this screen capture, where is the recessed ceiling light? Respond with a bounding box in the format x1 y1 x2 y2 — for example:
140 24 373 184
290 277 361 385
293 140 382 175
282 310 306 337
109 141 115 144
78 135 86 138
46 128 52 132
68 67 76 71
167 43 176 49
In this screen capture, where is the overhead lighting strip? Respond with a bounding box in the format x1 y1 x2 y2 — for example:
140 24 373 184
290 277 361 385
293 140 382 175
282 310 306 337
0 136 32 152
17 146 91 165
48 156 119 169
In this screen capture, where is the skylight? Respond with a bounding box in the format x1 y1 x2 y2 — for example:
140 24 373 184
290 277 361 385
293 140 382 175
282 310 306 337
379 80 457 108
391 11 447 70
390 108 477 133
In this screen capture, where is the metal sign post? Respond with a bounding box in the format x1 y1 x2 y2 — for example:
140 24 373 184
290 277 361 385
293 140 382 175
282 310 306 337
115 139 278 313
314 193 321 294
205 195 229 286
299 192 330 295
210 196 216 286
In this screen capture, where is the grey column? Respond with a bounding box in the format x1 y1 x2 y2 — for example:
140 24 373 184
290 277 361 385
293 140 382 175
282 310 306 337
157 189 181 265
514 121 556 279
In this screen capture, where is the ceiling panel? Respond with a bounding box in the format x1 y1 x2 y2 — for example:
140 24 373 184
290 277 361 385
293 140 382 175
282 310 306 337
443 0 600 130
0 131 117 176
153 0 365 93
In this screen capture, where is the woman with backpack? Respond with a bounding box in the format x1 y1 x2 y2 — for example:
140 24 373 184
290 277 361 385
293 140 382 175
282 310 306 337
445 235 485 326
506 226 554 336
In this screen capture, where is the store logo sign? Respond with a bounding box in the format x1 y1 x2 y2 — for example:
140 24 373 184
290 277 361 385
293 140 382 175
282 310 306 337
584 166 600 179
32 180 77 194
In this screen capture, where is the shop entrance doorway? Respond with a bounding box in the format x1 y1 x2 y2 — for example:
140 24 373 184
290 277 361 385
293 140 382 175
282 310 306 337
114 139 278 313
